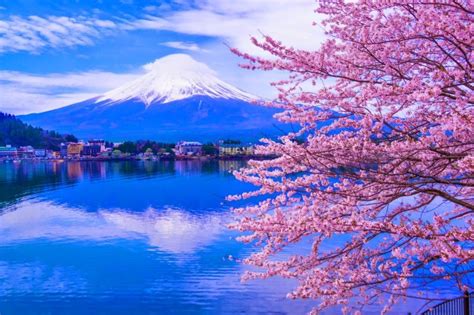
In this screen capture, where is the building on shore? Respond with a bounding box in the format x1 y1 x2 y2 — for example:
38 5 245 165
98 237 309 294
50 151 61 159
175 141 203 156
82 144 100 157
18 146 35 159
143 148 155 160
34 149 47 158
0 145 18 158
89 139 106 149
59 140 107 158
67 143 84 158
1 145 57 160
218 143 255 157
60 143 68 157
82 142 104 157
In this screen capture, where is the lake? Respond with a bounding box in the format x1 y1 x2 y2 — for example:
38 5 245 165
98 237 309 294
0 160 425 314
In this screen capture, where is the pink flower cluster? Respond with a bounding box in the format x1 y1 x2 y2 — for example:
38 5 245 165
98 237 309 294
230 1 473 314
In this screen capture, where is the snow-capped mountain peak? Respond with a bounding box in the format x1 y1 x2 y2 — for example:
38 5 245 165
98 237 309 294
97 54 256 106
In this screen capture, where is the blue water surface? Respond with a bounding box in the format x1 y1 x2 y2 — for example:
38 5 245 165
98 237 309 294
0 160 427 314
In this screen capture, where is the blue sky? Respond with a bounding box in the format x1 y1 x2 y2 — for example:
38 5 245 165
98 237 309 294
0 0 323 114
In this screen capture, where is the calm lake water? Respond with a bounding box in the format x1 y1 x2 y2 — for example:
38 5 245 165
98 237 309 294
0 160 431 314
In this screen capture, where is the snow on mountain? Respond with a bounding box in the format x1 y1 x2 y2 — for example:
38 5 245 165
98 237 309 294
96 54 257 106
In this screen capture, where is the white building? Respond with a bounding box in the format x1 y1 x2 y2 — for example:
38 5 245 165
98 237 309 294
175 141 203 156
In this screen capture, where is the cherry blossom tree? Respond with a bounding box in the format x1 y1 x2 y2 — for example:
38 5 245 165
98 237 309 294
229 1 473 313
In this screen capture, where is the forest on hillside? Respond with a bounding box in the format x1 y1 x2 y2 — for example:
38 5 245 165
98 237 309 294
0 112 77 150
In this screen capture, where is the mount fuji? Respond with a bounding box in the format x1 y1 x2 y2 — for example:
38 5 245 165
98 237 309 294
20 54 285 142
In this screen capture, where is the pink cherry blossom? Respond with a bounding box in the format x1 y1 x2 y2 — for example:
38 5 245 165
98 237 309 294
229 1 473 314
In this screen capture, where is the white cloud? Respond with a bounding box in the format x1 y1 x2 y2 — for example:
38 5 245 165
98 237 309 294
131 0 324 55
0 15 117 53
161 41 203 51
0 87 96 115
144 4 173 13
0 70 140 114
0 1 324 56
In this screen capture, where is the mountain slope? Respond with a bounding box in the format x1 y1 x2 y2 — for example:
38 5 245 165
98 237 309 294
20 54 285 141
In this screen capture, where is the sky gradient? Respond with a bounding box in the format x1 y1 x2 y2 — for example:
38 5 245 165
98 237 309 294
0 0 324 114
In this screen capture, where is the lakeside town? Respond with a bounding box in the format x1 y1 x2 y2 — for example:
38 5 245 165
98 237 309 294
0 139 262 162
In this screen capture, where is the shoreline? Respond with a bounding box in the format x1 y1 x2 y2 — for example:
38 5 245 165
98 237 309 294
0 155 271 163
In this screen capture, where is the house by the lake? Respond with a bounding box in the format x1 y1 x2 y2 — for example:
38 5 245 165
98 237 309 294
175 141 203 156
218 143 255 157
0 145 18 158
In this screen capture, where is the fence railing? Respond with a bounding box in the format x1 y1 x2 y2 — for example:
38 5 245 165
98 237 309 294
421 291 473 315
